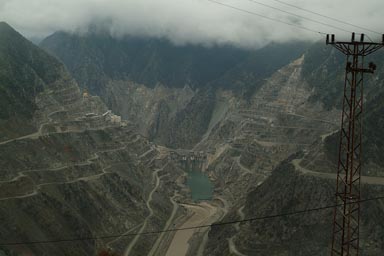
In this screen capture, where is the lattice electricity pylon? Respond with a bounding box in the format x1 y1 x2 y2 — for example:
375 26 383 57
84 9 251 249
327 33 384 256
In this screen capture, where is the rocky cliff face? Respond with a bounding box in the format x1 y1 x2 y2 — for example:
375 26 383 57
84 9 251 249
0 23 185 256
302 42 384 108
205 157 384 256
194 55 339 206
3 22 384 256
40 32 308 148
41 31 383 256
202 45 384 255
39 31 251 91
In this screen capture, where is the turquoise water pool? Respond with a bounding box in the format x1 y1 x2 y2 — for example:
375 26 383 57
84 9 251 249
186 169 213 201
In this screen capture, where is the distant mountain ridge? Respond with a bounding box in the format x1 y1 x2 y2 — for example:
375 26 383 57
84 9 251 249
40 31 245 93
39 30 310 148
40 31 309 92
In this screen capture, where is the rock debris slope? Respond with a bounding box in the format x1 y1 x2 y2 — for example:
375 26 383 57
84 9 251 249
203 45 384 256
40 32 308 148
0 22 184 256
2 21 384 255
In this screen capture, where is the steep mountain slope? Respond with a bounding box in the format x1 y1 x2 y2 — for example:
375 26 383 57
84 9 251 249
40 31 308 91
203 42 384 255
0 23 185 256
205 158 384 256
364 89 384 170
40 31 249 92
40 30 367 255
0 22 77 141
40 31 308 148
303 42 384 108
8 24 384 255
191 53 339 203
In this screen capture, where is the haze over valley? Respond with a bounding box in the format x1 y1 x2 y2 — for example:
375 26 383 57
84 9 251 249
1 1 384 255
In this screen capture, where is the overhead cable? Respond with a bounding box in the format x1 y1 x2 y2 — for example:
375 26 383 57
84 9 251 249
1 195 383 246
245 0 352 34
271 0 381 35
207 0 327 36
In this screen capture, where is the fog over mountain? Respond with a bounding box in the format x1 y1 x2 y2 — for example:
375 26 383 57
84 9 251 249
1 0 384 48
1 0 384 251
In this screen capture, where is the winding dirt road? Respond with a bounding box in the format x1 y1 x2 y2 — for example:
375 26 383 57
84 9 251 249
124 167 162 256
148 192 180 256
227 205 247 256
292 158 384 185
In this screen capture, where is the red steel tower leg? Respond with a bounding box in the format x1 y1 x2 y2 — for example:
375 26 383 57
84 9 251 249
327 33 384 256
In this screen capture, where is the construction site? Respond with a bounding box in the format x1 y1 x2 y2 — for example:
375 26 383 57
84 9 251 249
1 1 384 256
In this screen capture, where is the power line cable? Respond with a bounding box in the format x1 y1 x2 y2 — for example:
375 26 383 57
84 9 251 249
207 0 327 36
271 0 381 35
1 195 383 246
365 34 375 43
245 0 352 34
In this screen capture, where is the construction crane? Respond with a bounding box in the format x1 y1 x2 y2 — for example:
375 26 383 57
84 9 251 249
327 33 384 256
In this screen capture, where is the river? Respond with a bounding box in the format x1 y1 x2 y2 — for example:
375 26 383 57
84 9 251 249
164 158 223 256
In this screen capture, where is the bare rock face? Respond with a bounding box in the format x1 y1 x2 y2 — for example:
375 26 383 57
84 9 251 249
0 23 183 256
205 158 384 256
0 125 184 256
40 32 309 149
197 55 339 201
202 49 384 255
3 21 384 256
104 81 194 133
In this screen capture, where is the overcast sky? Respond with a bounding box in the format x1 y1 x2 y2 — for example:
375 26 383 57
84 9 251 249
1 0 383 48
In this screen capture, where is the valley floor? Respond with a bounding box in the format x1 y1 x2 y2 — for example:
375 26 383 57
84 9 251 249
165 201 224 256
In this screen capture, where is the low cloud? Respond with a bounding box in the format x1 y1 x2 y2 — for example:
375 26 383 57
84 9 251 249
1 0 383 48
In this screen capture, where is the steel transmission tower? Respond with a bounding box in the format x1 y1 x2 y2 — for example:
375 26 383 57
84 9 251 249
327 33 384 256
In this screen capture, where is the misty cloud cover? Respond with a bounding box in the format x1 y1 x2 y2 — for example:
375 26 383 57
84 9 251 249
1 0 383 48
